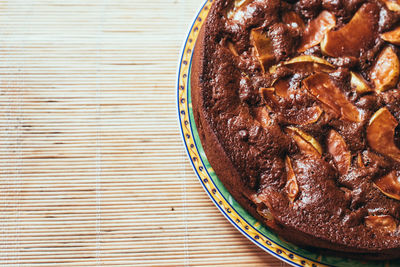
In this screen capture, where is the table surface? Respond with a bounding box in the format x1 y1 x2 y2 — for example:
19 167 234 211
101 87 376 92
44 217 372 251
0 0 290 266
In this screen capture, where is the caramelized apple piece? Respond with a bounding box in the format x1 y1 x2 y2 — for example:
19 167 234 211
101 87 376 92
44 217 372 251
327 130 351 175
284 55 334 68
259 87 279 105
227 0 253 20
380 0 400 12
249 192 277 228
357 153 365 168
350 72 373 94
227 41 239 56
260 87 275 95
367 107 400 162
251 28 275 72
286 126 323 157
321 3 379 57
254 107 271 128
374 171 400 201
381 26 400 45
370 46 400 93
285 156 299 202
365 215 397 232
282 11 305 30
274 79 290 98
302 73 362 122
298 11 336 53
269 55 335 74
264 79 324 125
256 204 275 222
250 194 276 226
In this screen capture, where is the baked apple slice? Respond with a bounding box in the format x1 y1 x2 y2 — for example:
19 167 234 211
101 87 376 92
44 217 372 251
262 80 324 125
285 156 299 203
227 41 239 57
227 0 253 20
350 72 373 94
327 130 351 175
302 73 362 122
273 79 290 98
381 26 400 46
286 126 323 157
374 171 400 201
259 87 279 106
254 107 271 128
249 194 276 227
284 55 335 70
370 46 400 93
251 28 275 72
365 215 397 232
269 55 335 74
357 153 365 168
367 107 400 162
298 11 336 53
321 3 379 57
380 0 400 12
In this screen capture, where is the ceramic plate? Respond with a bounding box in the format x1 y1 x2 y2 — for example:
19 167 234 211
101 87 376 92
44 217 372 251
177 1 400 266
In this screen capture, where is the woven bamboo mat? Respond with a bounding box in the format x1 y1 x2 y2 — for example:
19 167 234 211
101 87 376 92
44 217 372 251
0 0 289 266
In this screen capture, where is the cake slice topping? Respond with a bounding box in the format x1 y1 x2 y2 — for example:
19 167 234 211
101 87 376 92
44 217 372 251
286 127 322 157
380 0 400 12
285 156 299 203
367 107 400 162
365 215 397 232
227 0 254 20
302 72 363 122
269 55 335 74
321 3 379 57
374 171 400 201
327 130 351 175
370 46 400 93
350 72 373 94
381 26 400 46
298 10 336 53
251 28 275 72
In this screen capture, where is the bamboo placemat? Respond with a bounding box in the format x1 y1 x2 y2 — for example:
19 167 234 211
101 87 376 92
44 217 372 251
0 0 289 266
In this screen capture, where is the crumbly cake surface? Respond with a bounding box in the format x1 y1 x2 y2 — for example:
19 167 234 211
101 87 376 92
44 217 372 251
192 0 400 259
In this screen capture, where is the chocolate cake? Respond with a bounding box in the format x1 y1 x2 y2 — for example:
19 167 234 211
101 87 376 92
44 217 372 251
191 0 400 260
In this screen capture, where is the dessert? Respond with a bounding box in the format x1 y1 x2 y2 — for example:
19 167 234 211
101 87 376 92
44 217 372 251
191 0 400 260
